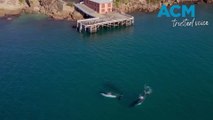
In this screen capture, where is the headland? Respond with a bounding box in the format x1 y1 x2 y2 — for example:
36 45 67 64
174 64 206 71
0 0 212 21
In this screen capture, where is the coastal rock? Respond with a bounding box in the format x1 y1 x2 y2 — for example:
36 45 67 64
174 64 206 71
0 0 83 20
0 9 5 17
0 0 24 16
0 0 211 20
39 0 78 20
4 8 22 15
114 0 161 13
26 0 41 12
208 0 213 3
71 10 83 20
0 0 162 20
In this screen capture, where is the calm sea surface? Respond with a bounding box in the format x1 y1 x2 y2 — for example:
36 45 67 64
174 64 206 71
0 4 213 120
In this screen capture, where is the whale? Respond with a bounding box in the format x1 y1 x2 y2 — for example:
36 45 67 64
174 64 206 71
130 95 146 107
130 85 152 107
100 92 122 100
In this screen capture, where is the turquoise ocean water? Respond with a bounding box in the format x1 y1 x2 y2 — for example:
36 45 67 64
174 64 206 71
0 4 213 120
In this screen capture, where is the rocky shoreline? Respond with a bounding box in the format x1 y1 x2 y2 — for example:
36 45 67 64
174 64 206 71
0 0 83 20
0 0 212 21
113 0 213 13
113 0 161 13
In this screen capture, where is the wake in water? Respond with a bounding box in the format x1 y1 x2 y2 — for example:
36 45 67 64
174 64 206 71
144 85 152 95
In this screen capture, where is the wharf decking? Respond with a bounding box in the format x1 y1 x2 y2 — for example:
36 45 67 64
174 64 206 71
74 3 134 33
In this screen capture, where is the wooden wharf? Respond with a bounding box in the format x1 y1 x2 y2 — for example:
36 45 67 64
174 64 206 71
74 3 134 33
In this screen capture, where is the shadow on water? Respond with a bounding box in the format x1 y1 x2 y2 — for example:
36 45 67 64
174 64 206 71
129 99 141 108
79 26 134 40
99 81 124 96
102 82 123 94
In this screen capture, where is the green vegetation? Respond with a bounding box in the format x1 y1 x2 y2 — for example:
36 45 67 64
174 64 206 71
147 0 162 4
114 0 162 6
19 0 25 4
114 0 129 7
67 1 74 7
114 0 120 7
